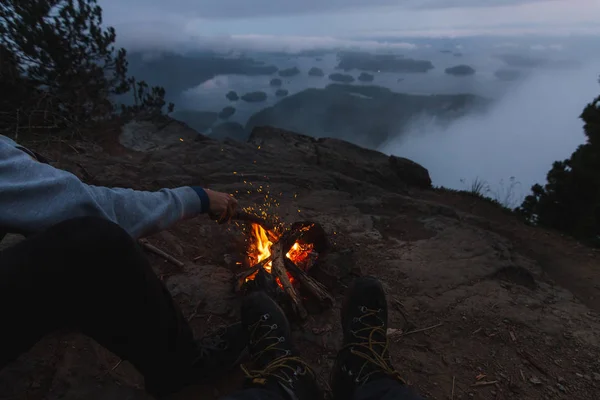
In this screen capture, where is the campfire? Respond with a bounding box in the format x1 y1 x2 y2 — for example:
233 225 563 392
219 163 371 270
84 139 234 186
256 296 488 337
237 220 333 319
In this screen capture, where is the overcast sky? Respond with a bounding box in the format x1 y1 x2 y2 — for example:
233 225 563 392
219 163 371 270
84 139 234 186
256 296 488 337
98 0 600 52
99 0 600 51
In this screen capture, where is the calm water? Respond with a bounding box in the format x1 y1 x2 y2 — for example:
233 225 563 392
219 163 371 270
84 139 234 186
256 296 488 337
179 51 516 127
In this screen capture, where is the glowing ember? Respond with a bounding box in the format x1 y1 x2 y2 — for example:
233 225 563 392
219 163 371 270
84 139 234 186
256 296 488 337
286 242 314 265
246 223 315 286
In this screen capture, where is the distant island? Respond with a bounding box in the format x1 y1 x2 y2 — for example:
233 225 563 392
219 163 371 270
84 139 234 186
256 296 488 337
329 73 355 83
241 91 268 102
270 78 283 87
226 91 239 101
218 106 236 119
275 89 289 97
445 65 476 76
278 67 301 77
440 50 453 54
246 84 488 148
336 51 434 73
308 67 325 77
126 52 278 99
358 72 374 82
494 69 521 81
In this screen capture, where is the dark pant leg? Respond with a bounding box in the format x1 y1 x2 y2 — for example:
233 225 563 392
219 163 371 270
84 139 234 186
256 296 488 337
221 388 286 400
353 378 424 400
0 217 198 397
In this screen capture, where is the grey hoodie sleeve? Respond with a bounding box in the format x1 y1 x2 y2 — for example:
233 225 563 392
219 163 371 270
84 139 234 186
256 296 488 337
0 136 206 239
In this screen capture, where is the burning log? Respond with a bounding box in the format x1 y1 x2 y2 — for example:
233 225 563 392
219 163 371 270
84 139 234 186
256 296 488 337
239 220 332 320
270 237 308 319
285 258 334 306
236 256 272 282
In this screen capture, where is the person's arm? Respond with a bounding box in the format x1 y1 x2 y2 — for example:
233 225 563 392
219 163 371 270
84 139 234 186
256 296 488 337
0 137 230 239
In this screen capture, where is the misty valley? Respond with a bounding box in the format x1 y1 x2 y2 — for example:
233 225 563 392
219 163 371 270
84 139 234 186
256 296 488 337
125 37 597 201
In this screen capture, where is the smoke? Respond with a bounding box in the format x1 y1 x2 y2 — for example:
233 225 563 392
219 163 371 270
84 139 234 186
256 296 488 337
380 61 600 204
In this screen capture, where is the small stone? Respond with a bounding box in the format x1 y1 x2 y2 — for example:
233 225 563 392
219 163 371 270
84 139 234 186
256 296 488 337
491 390 497 396
530 376 542 385
593 372 600 381
575 373 583 378
583 374 591 381
557 383 567 392
557 376 565 383
468 393 474 398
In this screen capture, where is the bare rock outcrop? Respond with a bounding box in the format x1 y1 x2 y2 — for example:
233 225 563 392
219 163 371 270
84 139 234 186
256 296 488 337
3 122 600 400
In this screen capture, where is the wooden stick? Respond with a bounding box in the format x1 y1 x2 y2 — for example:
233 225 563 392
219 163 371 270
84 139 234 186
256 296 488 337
399 322 443 338
236 256 272 280
393 298 415 331
285 258 334 305
232 210 276 231
139 239 185 268
470 380 498 387
518 350 550 377
235 257 274 291
270 238 308 319
111 359 123 371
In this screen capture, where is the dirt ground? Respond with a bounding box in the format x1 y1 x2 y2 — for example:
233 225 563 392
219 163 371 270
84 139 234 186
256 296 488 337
1 125 599 400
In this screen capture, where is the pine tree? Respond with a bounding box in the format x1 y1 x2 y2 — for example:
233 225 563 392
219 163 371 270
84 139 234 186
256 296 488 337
0 0 172 128
518 94 600 245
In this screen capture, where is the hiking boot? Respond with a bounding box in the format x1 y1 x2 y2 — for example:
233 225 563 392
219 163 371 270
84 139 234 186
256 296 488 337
192 322 248 380
331 276 405 400
241 291 321 400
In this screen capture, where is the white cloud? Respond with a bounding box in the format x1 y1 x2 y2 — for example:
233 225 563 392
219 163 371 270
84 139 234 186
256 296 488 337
380 61 600 201
100 0 549 20
115 24 418 53
494 42 521 48
530 44 564 51
102 0 599 43
210 35 417 53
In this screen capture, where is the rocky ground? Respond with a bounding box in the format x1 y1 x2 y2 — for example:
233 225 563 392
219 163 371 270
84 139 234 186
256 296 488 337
1 121 599 400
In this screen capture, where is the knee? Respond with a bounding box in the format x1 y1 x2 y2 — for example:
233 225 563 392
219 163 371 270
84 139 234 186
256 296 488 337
47 217 135 255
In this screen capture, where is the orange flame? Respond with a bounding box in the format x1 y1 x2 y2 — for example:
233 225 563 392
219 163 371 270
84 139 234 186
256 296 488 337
246 223 314 287
250 223 276 273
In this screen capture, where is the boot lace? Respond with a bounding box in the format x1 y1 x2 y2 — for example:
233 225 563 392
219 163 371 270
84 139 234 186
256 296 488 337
341 306 404 385
241 313 314 387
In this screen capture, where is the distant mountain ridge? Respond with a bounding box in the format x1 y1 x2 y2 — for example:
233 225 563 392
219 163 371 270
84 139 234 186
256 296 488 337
245 84 488 148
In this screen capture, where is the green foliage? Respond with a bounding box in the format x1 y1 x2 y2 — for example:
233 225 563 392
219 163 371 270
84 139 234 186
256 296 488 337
120 77 174 118
518 94 600 246
0 0 172 133
461 176 490 196
456 176 522 210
